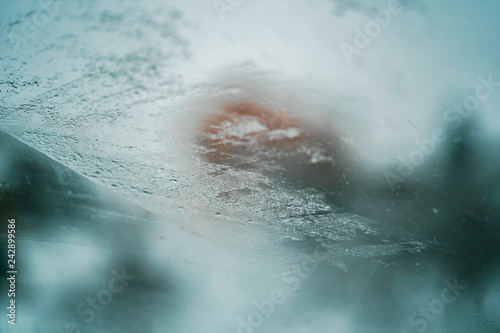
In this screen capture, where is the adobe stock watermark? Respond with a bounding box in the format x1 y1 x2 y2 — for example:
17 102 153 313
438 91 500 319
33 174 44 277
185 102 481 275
8 0 66 48
339 0 410 63
401 277 468 333
385 74 500 192
212 0 245 21
63 267 135 333
234 246 335 333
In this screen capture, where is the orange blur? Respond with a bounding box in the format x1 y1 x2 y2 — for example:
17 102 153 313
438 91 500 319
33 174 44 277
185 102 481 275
201 102 310 156
199 101 347 186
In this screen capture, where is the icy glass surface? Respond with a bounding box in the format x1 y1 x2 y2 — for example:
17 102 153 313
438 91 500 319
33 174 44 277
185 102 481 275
0 0 499 332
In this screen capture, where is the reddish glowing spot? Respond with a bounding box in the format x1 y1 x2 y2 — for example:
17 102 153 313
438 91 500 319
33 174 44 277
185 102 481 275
201 102 310 157
199 101 348 186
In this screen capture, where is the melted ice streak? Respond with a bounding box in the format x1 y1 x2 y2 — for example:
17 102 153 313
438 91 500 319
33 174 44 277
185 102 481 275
208 118 268 143
266 127 302 141
208 119 303 144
